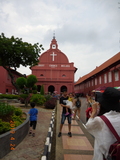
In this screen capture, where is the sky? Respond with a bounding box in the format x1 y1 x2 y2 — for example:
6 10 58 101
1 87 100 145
0 0 120 81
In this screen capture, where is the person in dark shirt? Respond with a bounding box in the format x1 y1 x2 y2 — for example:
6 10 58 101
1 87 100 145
58 89 72 137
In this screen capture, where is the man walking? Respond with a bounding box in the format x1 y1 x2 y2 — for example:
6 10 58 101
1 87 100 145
58 89 72 137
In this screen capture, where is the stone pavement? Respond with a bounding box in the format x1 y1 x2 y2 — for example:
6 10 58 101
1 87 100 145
56 98 94 160
1 107 53 160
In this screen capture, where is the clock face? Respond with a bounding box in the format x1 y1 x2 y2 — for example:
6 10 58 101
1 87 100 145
52 44 56 49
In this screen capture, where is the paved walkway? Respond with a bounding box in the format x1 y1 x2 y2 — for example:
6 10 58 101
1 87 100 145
56 98 94 160
1 106 53 160
1 98 94 160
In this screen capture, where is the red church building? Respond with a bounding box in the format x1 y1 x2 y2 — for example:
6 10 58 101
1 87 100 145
31 36 77 94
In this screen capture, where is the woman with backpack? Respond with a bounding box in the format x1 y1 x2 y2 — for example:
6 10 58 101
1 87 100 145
86 87 120 160
73 94 81 120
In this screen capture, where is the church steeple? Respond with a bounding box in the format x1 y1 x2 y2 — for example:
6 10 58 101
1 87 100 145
50 33 58 49
53 31 55 39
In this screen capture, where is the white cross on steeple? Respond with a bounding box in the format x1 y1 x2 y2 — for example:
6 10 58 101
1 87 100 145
50 52 57 61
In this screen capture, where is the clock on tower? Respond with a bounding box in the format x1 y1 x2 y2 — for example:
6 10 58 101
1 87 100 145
52 44 56 49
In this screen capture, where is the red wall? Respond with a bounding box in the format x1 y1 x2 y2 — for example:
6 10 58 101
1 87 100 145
0 67 21 94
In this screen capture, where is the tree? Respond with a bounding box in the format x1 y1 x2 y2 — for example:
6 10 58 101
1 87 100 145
16 75 38 107
27 75 37 88
40 85 45 95
16 77 27 90
0 33 44 91
16 75 37 93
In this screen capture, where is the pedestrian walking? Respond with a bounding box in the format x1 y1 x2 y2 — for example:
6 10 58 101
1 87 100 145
28 102 38 137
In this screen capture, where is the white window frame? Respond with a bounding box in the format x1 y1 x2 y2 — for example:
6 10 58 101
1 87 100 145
108 72 112 82
62 74 66 77
92 80 93 86
114 71 119 81
99 76 101 84
89 81 90 87
104 74 107 83
95 78 97 85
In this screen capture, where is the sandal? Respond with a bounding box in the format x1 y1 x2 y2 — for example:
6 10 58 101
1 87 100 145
29 131 32 135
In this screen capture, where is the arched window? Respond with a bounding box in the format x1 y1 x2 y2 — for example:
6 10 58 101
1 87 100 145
40 74 44 76
62 74 66 77
37 85 41 92
60 86 67 92
48 85 55 93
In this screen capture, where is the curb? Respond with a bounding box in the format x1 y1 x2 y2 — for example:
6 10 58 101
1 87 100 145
41 108 56 160
0 112 29 159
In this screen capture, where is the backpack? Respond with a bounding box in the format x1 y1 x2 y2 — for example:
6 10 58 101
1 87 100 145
100 115 120 160
76 98 81 107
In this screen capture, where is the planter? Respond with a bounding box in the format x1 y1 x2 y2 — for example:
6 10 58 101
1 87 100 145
0 112 29 159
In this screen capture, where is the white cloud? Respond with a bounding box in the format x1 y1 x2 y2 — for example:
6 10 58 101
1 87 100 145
0 0 120 81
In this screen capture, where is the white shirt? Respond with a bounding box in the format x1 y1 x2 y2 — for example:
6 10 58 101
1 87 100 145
66 100 73 109
86 111 120 160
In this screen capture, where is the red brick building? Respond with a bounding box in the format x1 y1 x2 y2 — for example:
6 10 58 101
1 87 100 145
31 37 77 94
74 52 120 96
0 67 22 94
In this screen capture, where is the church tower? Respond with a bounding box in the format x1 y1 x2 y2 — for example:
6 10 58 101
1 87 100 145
31 36 77 94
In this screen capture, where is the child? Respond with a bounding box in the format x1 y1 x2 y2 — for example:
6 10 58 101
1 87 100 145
86 96 100 122
65 93 76 116
28 102 38 137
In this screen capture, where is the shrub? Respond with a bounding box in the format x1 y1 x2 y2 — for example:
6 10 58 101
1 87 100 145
0 119 11 134
19 94 30 104
44 94 52 101
32 85 37 90
29 89 32 93
30 94 46 105
32 90 37 94
19 94 29 99
0 102 15 121
44 98 57 109
14 120 22 127
0 94 19 99
0 102 24 134
40 85 45 95
12 115 23 127
14 108 22 116
0 102 15 116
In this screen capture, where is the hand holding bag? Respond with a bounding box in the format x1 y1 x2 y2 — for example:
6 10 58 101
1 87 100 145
100 115 120 160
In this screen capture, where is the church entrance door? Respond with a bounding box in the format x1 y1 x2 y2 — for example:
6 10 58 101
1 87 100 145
60 85 67 92
37 85 41 92
48 85 55 94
